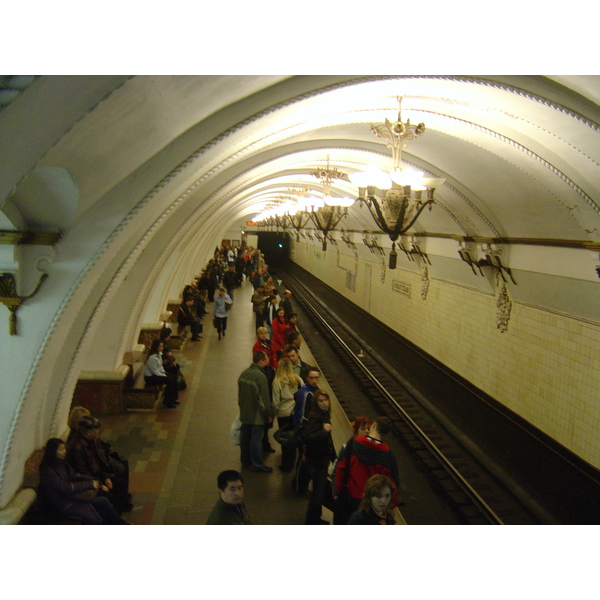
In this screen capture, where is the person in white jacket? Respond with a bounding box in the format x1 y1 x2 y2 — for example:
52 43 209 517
272 358 302 472
143 339 179 408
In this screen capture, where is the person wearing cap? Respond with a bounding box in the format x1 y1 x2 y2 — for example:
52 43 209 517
66 415 133 514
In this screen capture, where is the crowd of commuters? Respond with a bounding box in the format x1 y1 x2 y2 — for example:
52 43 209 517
37 243 400 525
208 246 402 525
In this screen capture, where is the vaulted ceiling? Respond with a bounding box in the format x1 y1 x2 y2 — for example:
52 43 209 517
2 75 598 245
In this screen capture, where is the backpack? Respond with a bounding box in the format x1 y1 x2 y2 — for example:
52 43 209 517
292 389 313 429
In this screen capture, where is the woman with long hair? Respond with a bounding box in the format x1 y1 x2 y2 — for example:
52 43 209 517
144 339 179 408
38 438 128 524
301 389 336 524
272 357 302 472
347 474 397 525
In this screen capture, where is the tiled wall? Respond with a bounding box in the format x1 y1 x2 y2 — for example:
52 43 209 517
293 244 600 469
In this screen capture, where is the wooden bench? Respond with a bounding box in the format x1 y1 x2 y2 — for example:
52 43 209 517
122 361 164 410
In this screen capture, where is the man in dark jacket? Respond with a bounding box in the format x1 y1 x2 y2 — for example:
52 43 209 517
178 298 202 340
222 265 238 301
238 351 273 473
332 416 400 524
66 416 132 513
279 289 293 318
206 470 252 524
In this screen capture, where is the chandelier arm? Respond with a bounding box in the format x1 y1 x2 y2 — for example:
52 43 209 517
396 199 435 235
365 196 394 236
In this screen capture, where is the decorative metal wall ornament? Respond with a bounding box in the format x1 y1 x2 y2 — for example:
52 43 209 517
350 97 445 269
0 272 48 335
495 272 512 333
421 263 430 300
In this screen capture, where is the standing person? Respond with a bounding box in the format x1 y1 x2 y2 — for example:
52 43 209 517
38 438 130 524
213 286 232 340
238 351 274 473
272 358 303 472
263 295 279 338
263 275 276 296
222 265 237 301
271 307 288 360
252 327 277 369
332 416 400 525
347 474 397 525
301 390 336 524
143 339 180 408
206 470 252 525
283 345 314 383
292 368 321 429
178 298 202 341
251 284 268 330
283 312 299 343
280 289 293 318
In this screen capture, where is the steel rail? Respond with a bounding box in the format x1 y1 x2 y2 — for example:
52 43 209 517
290 280 505 525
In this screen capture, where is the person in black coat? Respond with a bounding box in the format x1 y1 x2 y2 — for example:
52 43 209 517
38 438 128 524
178 298 202 341
301 389 336 525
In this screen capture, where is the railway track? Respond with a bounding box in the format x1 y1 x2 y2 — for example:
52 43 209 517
281 271 546 525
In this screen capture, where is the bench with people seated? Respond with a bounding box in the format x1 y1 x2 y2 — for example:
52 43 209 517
122 343 164 410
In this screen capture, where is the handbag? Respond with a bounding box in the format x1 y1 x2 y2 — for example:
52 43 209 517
230 415 242 446
176 370 187 391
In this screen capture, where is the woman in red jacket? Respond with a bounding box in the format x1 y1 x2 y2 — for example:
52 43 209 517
270 307 288 360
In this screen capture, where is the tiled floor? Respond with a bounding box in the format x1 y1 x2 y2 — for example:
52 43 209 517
100 281 372 525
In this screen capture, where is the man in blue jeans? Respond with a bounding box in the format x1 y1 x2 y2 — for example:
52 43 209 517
238 351 274 473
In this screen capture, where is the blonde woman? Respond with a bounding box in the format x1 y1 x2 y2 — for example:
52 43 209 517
272 357 302 472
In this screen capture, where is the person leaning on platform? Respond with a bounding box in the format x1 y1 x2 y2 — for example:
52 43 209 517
206 470 252 525
143 339 180 408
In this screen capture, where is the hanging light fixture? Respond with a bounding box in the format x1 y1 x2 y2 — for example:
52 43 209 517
307 156 354 251
285 187 312 241
349 97 445 268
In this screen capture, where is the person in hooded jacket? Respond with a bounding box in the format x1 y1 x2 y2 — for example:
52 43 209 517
332 416 400 525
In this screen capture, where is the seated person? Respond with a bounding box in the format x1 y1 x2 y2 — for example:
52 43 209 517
144 339 180 408
66 416 133 514
206 470 252 525
38 438 129 524
159 327 181 375
178 298 202 341
67 406 131 503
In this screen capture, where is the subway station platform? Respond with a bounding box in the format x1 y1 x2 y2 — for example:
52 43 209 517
98 280 406 525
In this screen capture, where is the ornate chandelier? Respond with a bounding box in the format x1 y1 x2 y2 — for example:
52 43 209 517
350 97 445 268
306 156 354 251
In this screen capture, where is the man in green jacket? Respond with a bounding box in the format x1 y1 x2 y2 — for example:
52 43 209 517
206 470 252 525
238 351 273 473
